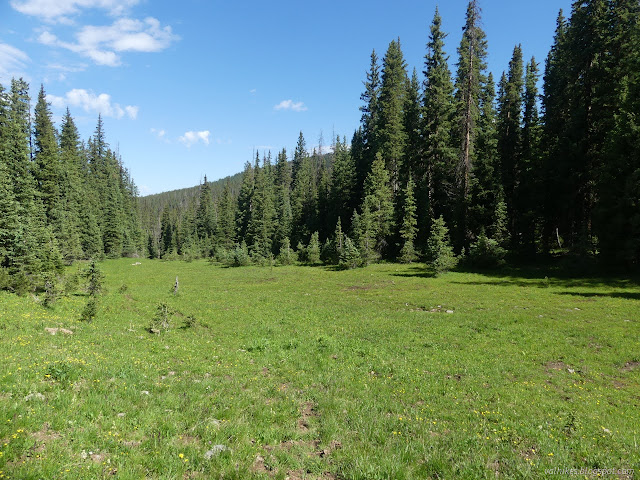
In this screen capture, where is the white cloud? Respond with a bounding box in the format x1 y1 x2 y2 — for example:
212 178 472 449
124 105 138 119
249 88 256 95
11 0 140 23
274 99 307 112
179 130 210 147
0 42 30 80
47 88 138 119
38 17 178 66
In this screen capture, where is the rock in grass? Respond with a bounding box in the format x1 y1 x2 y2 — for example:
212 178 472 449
25 392 46 401
204 445 228 459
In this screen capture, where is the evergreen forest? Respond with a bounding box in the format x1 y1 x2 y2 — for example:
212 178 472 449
2 0 640 294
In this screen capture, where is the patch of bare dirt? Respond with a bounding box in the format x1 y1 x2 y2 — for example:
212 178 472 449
175 435 201 447
298 401 317 432
44 327 73 335
544 361 568 372
31 422 62 452
621 361 639 372
286 472 337 480
344 285 371 291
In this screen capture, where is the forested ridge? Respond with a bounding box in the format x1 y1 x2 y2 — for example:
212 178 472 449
144 0 640 270
1 0 639 295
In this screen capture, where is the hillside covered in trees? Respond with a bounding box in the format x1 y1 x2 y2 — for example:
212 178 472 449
0 80 142 292
142 0 640 270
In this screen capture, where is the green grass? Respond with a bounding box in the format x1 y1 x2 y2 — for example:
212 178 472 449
0 259 639 479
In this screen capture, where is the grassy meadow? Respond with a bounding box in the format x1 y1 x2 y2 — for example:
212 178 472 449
0 259 639 479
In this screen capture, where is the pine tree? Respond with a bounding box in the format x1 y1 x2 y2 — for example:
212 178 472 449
423 8 458 242
216 181 236 250
248 154 276 258
541 10 569 251
291 147 317 246
377 39 408 193
399 175 418 263
33 85 60 222
497 45 524 249
356 50 381 199
292 132 307 183
236 160 255 243
595 0 640 266
454 1 489 249
195 176 217 242
363 153 394 255
402 69 422 186
329 135 356 231
58 109 87 260
306 231 321 265
469 72 500 240
274 148 292 246
352 206 377 266
518 57 543 255
0 160 17 267
427 215 458 274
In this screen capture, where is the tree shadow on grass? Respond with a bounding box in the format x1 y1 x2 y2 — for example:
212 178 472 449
555 291 640 301
390 265 437 279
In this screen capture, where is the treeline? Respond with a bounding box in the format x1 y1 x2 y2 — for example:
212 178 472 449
149 0 639 270
0 80 142 292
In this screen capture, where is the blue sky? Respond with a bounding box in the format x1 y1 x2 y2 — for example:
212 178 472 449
1 0 573 195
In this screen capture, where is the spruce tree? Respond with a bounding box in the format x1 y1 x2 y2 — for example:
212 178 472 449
33 85 60 222
248 154 276 258
399 175 418 263
427 215 458 274
469 72 500 240
329 135 356 231
519 57 543 255
216 181 236 250
454 1 489 249
541 10 569 251
377 39 408 193
195 176 217 241
356 50 381 199
363 153 394 256
423 8 457 242
402 69 422 186
497 45 524 249
274 148 292 247
236 160 255 243
58 109 87 260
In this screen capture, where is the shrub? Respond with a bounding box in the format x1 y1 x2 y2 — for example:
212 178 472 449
80 297 97 322
232 241 251 267
467 235 507 269
277 237 297 265
149 302 172 333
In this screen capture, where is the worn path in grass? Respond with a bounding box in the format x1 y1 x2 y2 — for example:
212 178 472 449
0 259 639 479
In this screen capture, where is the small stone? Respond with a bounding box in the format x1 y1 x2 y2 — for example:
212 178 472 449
117 413 126 418
204 445 228 459
45 327 58 335
25 392 46 401
59 328 73 335
141 391 150 396
445 310 454 314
